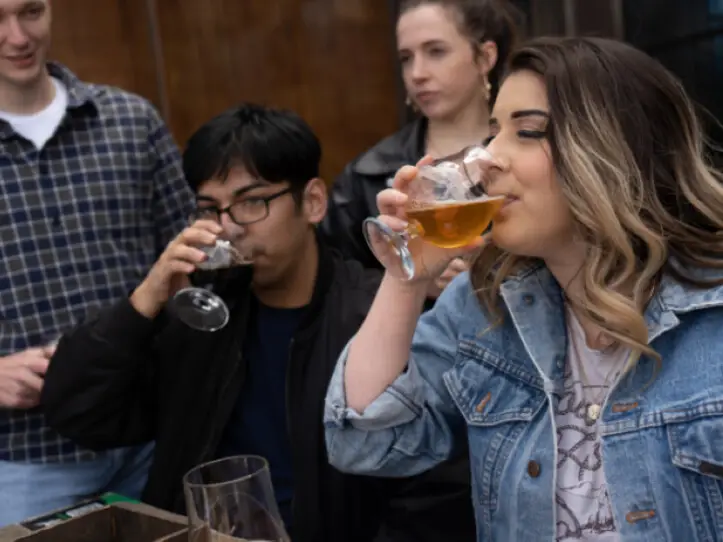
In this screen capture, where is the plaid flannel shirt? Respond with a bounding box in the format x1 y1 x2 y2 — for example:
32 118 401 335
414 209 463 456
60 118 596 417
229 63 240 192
0 62 195 463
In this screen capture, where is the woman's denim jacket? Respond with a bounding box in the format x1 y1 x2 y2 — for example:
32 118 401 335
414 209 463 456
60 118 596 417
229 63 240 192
324 264 723 541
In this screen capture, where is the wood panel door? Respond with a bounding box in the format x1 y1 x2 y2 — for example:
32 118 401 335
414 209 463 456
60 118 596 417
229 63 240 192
50 0 164 110
49 0 401 182
154 0 401 181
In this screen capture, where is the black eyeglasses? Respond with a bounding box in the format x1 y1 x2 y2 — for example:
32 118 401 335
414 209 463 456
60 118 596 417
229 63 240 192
193 187 293 226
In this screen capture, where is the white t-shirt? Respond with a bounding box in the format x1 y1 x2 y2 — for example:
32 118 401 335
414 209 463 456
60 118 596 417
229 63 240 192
0 77 68 149
554 309 628 541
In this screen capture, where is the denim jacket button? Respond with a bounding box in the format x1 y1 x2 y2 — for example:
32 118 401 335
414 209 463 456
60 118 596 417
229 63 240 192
522 294 535 305
527 460 541 478
626 510 655 524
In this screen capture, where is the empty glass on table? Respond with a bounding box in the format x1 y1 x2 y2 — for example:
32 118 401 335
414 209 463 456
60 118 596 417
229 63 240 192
183 455 290 542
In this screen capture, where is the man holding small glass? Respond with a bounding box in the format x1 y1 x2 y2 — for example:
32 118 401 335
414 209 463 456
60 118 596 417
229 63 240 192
40 104 403 542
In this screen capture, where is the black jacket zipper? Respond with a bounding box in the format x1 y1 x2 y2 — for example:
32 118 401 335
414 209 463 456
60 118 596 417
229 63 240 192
285 337 296 525
193 295 250 468
196 347 244 465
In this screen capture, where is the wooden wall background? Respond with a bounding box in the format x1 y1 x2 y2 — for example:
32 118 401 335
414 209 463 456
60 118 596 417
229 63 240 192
49 0 402 183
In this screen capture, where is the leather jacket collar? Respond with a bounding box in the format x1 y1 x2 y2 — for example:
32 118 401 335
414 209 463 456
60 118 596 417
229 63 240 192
351 117 427 177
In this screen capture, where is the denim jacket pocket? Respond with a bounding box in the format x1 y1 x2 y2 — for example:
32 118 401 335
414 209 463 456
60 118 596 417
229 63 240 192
445 340 547 426
665 401 723 539
443 340 548 536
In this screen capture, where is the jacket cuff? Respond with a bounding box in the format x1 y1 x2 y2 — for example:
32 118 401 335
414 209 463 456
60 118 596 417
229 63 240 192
324 340 422 431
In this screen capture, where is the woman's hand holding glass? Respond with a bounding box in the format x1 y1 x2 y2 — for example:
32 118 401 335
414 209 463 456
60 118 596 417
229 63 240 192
366 148 500 282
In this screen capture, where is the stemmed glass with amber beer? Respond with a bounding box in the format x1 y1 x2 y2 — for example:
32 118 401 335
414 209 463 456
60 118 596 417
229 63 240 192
363 145 504 280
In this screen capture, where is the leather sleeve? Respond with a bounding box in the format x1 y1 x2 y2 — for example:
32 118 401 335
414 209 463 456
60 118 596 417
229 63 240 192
41 298 160 450
320 164 380 269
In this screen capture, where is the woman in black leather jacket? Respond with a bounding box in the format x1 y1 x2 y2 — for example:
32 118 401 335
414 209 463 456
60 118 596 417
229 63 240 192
321 0 520 296
320 3 521 541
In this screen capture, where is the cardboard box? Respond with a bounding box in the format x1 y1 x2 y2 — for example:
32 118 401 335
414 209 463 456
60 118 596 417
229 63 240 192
0 497 252 541
0 501 189 542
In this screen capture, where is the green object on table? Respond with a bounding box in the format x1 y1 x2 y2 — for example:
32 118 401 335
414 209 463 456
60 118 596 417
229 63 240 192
99 492 141 505
19 492 142 530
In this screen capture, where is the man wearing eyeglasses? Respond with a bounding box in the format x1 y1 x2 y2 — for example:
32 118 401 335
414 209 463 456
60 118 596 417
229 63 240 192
38 104 396 542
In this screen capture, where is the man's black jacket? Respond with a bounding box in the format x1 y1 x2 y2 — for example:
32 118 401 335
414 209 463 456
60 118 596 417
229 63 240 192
42 239 476 542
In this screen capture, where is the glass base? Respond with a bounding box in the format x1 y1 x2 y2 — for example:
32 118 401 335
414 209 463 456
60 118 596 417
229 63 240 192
362 217 415 280
168 287 230 332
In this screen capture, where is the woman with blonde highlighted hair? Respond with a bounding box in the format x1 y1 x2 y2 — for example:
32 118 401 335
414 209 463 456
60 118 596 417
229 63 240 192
324 36 723 541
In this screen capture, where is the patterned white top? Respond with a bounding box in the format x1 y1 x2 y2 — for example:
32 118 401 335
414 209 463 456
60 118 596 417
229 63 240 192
555 310 628 541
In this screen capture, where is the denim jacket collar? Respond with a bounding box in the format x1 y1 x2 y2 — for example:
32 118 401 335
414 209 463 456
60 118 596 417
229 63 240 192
497 261 723 384
501 260 723 316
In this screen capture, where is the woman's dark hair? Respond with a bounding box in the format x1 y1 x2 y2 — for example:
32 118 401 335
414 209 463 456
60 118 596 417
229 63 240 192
182 103 321 201
398 0 521 103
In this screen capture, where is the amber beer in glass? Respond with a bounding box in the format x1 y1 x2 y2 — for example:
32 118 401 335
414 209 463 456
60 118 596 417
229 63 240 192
362 145 503 279
405 197 504 249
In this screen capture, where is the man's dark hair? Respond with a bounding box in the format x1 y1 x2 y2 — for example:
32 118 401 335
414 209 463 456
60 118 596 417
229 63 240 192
182 103 322 199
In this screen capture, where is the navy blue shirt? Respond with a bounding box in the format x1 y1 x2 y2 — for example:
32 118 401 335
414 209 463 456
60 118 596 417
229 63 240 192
216 297 306 532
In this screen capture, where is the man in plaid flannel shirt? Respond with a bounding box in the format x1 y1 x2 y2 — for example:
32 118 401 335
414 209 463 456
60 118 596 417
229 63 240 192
0 0 195 525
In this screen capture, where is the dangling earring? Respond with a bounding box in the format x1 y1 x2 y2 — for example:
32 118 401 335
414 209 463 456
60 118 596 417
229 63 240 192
405 95 419 112
482 76 492 103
